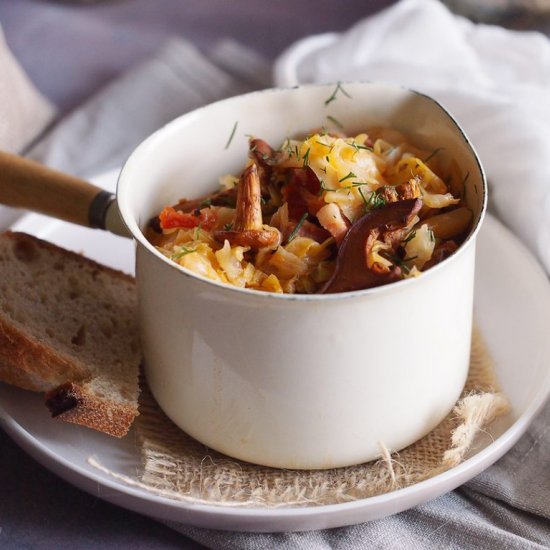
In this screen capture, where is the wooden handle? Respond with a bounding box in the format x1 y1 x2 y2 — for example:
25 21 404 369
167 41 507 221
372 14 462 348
0 150 114 229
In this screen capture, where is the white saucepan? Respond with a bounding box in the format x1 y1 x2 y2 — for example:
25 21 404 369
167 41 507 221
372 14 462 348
0 82 486 469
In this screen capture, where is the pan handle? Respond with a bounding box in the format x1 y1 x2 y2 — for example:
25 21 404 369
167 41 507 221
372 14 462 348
0 150 116 231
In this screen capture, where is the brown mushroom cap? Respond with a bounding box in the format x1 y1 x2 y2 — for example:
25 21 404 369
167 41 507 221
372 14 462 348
319 199 422 294
215 227 281 249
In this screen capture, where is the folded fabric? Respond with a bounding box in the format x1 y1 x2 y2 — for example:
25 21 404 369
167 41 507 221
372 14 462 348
0 25 56 229
275 0 550 275
0 26 55 153
28 38 271 178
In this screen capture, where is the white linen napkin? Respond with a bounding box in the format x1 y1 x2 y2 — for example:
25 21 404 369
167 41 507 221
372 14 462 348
28 38 270 178
0 27 55 153
0 25 56 229
275 0 550 274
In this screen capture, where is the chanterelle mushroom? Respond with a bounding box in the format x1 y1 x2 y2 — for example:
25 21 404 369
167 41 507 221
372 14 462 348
319 199 422 294
215 163 280 249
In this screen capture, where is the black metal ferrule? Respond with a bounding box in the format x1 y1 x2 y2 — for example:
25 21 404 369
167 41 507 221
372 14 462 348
88 190 116 229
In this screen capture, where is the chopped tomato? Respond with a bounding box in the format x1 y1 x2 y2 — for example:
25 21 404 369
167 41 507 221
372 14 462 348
159 206 218 230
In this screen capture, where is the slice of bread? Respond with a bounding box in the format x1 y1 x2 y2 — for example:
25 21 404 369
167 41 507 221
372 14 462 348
0 231 140 437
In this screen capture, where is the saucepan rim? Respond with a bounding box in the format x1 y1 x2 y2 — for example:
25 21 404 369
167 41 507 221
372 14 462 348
117 82 487 302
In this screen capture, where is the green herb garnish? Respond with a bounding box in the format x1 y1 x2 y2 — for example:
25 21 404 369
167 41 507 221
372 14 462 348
388 254 418 275
280 137 291 154
324 81 352 106
224 121 238 149
326 115 344 129
341 181 369 190
199 198 212 208
360 190 386 212
423 147 444 164
319 180 334 192
372 194 386 209
302 147 311 167
401 230 417 245
351 142 374 153
223 222 234 231
171 246 196 260
287 213 308 243
358 187 371 209
339 171 356 183
315 140 332 149
461 171 470 200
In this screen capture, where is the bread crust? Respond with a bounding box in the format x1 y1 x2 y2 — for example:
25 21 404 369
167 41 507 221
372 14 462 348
45 382 138 438
0 316 89 392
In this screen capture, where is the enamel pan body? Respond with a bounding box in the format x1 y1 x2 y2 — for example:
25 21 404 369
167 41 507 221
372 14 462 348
117 83 486 469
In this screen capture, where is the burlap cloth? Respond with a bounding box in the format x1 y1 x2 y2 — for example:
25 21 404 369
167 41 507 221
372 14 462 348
95 326 508 508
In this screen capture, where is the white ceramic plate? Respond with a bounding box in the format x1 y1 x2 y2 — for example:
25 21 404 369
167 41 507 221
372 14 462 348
1 170 549 532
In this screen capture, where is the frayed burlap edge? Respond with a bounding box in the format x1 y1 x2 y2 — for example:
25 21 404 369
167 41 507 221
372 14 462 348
89 326 509 508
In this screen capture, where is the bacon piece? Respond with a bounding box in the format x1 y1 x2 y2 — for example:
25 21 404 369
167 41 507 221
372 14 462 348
284 219 331 244
423 240 458 270
316 203 351 245
282 167 324 220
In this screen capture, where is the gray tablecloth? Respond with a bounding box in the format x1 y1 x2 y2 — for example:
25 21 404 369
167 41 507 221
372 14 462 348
0 1 549 548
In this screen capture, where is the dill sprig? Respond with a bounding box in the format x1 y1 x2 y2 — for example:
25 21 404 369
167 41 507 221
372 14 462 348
358 187 371 209
386 254 418 275
423 147 444 164
359 189 386 212
372 194 386 209
339 171 356 183
171 246 196 260
326 115 344 129
224 121 238 149
287 213 308 243
341 181 369 190
351 142 374 153
324 81 352 106
315 140 332 149
319 181 334 194
401 230 417 245
461 171 470 200
302 147 311 167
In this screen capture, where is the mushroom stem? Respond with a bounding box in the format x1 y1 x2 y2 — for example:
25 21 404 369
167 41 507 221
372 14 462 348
234 164 263 231
214 163 280 249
